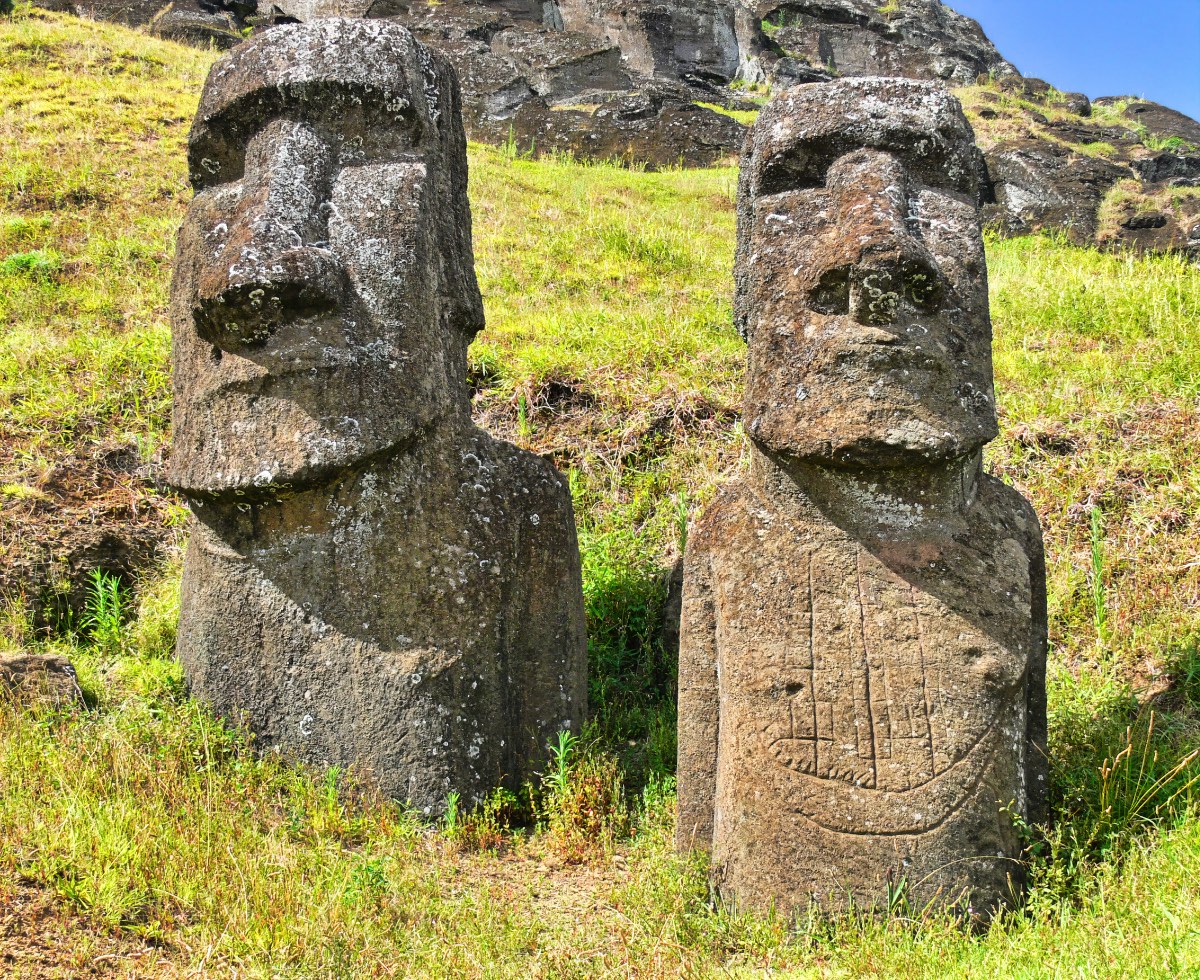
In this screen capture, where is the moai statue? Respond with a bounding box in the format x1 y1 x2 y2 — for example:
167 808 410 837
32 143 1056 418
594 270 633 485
168 20 587 813
677 78 1047 919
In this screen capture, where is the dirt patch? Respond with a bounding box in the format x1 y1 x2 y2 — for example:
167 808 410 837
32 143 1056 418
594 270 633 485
0 440 178 633
0 877 182 979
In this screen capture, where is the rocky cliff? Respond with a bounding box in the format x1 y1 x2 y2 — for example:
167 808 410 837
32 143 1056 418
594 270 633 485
21 0 1200 256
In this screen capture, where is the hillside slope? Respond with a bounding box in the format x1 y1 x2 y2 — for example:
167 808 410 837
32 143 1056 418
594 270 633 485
2 9 1200 977
24 0 1200 256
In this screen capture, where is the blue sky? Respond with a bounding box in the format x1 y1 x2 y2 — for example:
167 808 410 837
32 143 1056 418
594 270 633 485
950 0 1200 120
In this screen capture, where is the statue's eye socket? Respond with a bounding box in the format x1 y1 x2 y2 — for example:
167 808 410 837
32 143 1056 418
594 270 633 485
810 267 850 315
190 146 246 192
758 156 828 197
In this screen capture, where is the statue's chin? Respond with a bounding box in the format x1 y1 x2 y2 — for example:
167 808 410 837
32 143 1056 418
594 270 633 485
754 417 993 470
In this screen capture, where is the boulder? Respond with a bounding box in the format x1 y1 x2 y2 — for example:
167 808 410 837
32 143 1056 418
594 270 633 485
0 653 83 707
32 0 254 48
1130 152 1200 187
150 5 247 47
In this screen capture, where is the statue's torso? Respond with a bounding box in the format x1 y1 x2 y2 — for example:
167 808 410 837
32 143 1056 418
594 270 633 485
679 470 1046 913
177 423 587 811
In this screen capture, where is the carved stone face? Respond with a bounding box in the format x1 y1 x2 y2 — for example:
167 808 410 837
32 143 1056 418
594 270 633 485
168 20 483 500
735 77 999 468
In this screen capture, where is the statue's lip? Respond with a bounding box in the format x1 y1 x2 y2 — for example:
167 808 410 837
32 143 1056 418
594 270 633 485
193 349 406 397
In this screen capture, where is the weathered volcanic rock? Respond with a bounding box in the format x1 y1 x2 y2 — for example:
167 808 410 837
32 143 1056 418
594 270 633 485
1130 152 1200 187
968 84 1200 259
557 0 743 83
169 20 588 812
750 0 1015 85
982 139 1132 243
478 84 746 167
1097 97 1200 150
1099 195 1200 262
0 653 84 707
677 78 1048 919
268 0 745 166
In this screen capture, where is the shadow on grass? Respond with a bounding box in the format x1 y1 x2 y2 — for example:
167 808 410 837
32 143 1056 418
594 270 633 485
1034 645 1200 898
581 536 678 792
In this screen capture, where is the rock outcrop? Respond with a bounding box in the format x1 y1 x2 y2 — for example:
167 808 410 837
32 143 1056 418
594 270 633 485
751 0 1015 87
261 0 1016 166
969 84 1200 260
169 20 588 812
266 0 751 167
0 652 84 707
34 0 255 47
677 78 1048 918
41 0 1015 168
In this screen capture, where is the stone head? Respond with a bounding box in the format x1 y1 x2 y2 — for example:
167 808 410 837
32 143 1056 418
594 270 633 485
735 77 998 469
168 19 484 500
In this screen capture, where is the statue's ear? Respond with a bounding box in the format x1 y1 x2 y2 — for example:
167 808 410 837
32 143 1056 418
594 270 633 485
733 139 757 344
415 41 448 134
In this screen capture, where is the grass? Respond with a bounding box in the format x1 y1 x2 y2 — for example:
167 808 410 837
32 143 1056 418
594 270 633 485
693 101 761 126
2 6 1200 976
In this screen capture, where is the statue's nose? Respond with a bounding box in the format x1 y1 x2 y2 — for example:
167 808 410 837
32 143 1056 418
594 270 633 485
193 120 345 351
811 150 942 326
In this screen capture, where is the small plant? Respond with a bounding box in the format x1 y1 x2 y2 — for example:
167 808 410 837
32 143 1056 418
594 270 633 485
1091 713 1199 855
540 731 630 859
502 123 520 160
1143 133 1195 154
83 568 127 654
450 787 524 853
884 871 909 917
442 790 462 839
343 857 391 909
1040 700 1200 901
501 125 536 160
1 248 60 280
1089 506 1109 645
515 388 532 439
544 728 578 800
761 9 800 34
